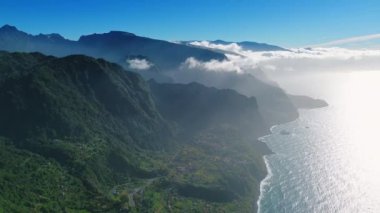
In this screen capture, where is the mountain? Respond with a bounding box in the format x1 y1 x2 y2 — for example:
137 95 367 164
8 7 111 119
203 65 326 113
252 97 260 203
0 51 171 148
170 70 299 125
0 25 78 56
0 51 172 211
0 25 226 71
0 24 328 124
0 51 271 212
149 80 272 211
149 80 269 137
0 24 304 124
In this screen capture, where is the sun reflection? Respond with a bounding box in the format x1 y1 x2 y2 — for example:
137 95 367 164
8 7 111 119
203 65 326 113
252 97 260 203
342 72 380 197
317 71 380 211
261 71 380 212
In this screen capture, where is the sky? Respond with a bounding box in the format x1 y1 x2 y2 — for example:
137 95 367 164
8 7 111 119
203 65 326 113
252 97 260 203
1 0 380 47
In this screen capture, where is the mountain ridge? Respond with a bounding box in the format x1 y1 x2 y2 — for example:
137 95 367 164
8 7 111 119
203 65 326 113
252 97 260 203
0 51 271 212
0 25 226 71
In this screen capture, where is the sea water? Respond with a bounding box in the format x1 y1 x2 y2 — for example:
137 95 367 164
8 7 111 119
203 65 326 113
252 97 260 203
258 71 380 213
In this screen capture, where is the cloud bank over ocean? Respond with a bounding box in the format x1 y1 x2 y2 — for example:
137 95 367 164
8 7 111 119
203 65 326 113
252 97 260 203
184 41 380 76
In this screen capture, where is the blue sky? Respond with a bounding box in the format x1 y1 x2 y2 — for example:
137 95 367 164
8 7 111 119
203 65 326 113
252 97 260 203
1 0 380 47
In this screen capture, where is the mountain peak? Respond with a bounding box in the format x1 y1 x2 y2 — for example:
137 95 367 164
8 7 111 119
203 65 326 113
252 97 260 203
108 30 136 36
78 30 136 43
0 24 19 32
36 33 66 41
79 31 136 43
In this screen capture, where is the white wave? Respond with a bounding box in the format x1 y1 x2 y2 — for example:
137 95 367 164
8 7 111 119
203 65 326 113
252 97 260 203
257 156 273 213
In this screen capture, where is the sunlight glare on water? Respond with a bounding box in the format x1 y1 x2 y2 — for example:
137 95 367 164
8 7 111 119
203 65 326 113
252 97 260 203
258 71 380 213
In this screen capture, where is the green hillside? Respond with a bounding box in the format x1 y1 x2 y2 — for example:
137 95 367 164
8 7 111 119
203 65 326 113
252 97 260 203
0 52 270 212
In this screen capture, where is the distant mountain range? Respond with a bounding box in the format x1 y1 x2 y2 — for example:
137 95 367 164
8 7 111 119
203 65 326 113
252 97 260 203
0 25 225 71
0 24 322 125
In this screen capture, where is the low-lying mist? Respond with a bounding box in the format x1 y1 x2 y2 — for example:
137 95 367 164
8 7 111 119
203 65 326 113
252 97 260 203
182 41 380 96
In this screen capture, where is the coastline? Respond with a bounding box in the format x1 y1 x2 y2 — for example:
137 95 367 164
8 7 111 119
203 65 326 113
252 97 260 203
257 156 273 213
255 103 329 213
256 124 279 213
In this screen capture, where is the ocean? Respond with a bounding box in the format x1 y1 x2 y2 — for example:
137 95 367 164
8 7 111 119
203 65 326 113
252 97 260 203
258 71 380 213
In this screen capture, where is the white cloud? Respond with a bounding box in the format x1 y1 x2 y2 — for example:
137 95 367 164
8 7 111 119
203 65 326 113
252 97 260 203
249 47 380 74
190 41 242 53
182 57 243 73
181 41 380 76
263 65 277 71
126 58 153 70
313 33 380 47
